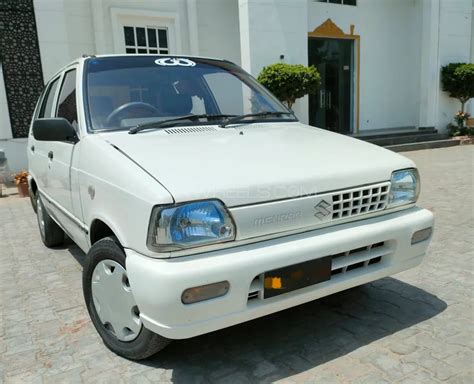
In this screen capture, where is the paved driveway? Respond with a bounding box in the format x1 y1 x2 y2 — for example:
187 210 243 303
0 146 473 383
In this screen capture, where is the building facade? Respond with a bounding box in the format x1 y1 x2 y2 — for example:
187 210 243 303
1 0 473 172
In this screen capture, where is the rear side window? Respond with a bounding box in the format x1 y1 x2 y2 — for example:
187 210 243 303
39 78 60 118
56 70 78 128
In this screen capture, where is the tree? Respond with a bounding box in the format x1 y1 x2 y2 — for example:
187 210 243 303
257 63 320 109
441 63 474 113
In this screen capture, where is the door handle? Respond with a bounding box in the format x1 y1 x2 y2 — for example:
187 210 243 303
30 145 35 152
320 90 325 109
48 151 53 160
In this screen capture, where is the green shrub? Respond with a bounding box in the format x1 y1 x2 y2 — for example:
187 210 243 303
257 63 320 109
441 63 474 113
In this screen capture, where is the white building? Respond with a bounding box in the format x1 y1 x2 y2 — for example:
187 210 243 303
1 0 473 172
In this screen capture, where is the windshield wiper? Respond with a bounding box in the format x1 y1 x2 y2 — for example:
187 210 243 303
128 114 236 134
219 111 295 128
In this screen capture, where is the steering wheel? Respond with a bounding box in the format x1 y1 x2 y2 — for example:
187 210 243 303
106 102 159 127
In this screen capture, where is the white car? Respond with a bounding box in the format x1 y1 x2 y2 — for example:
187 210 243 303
28 55 434 360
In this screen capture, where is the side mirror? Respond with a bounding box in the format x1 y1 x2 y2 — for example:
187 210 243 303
33 118 78 143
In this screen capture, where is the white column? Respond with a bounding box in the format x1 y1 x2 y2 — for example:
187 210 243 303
418 0 440 129
238 0 252 74
90 0 110 54
186 0 200 56
238 0 309 122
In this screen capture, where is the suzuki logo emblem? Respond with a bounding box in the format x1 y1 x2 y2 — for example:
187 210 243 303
314 200 331 219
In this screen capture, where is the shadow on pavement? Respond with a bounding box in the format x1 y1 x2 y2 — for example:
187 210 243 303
63 239 446 383
63 237 87 267
141 278 446 383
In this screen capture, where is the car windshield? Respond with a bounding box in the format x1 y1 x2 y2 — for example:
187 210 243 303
84 56 295 131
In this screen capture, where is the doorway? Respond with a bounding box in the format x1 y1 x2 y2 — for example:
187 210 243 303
308 38 354 134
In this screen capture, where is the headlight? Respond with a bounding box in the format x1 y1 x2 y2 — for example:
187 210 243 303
387 168 420 208
147 200 235 252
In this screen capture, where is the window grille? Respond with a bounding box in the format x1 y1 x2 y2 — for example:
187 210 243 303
123 26 169 54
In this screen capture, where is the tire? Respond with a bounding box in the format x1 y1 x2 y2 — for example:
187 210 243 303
83 236 170 360
36 193 64 247
29 187 37 213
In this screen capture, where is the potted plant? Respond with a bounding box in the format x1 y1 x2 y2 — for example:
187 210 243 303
257 63 320 109
441 63 474 134
455 111 471 134
12 171 29 198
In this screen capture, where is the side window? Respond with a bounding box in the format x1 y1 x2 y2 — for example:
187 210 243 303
39 78 60 118
56 70 78 128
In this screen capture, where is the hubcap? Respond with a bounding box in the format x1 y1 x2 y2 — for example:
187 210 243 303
37 196 46 238
91 260 142 342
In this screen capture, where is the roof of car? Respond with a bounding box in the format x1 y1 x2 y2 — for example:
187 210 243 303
50 53 230 80
90 53 227 61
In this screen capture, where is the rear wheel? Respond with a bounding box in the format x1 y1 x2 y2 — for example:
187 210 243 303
36 193 64 247
83 236 170 360
29 186 37 213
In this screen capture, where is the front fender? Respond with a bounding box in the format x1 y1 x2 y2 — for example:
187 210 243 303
78 136 173 255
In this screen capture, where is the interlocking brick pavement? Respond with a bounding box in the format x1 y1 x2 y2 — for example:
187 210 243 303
0 146 473 383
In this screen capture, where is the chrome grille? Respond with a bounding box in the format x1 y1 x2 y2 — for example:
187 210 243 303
331 182 390 220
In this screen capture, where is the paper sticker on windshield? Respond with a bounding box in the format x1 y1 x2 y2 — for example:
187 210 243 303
154 58 196 67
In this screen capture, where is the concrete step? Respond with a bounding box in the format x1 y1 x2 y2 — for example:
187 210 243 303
350 127 438 141
386 139 461 152
366 133 449 146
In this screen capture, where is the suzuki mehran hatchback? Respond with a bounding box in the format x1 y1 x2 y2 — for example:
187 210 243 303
28 55 434 359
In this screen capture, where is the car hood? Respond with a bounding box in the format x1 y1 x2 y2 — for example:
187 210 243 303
99 122 414 207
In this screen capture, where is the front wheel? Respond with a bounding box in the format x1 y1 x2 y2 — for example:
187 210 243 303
83 236 170 360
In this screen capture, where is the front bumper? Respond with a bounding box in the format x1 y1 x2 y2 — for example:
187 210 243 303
126 207 434 339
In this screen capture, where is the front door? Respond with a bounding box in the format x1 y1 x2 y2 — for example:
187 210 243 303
30 76 61 193
45 69 79 238
308 38 353 133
